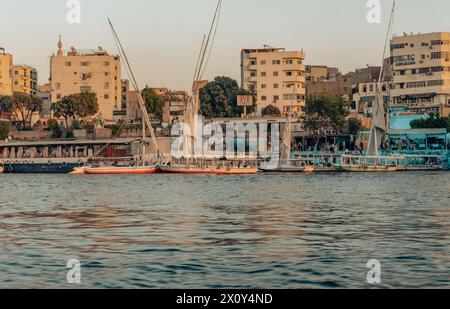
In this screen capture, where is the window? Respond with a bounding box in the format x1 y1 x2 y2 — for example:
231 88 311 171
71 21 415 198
432 40 449 46
274 95 279 101
431 52 449 60
261 72 266 77
261 60 266 65
393 55 415 63
273 71 279 77
261 84 267 89
80 86 91 92
273 60 281 65
406 81 426 88
55 83 61 90
250 72 256 77
105 72 109 77
286 60 293 65
261 96 267 101
250 60 257 65
273 83 279 89
64 62 72 67
286 71 293 76
391 43 405 50
104 82 110 89
81 73 92 81
104 94 110 100
427 80 444 87
80 62 90 67
57 93 62 99
104 61 110 66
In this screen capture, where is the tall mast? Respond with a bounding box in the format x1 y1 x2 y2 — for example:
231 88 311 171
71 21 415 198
108 18 160 158
183 0 223 158
367 0 396 156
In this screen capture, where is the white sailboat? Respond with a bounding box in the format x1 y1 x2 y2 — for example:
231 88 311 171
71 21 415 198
71 19 160 175
159 0 257 175
334 0 399 172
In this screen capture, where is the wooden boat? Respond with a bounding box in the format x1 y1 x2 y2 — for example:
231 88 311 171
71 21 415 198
0 165 3 174
333 164 399 173
159 165 258 175
333 155 404 173
79 165 159 175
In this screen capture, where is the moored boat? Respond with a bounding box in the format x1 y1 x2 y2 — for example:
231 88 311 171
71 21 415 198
1 158 85 174
333 164 399 173
333 155 404 173
81 165 159 175
159 165 258 175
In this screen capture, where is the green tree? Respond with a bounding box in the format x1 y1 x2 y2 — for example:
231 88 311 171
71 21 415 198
410 114 450 132
262 105 281 117
0 95 12 118
51 92 98 132
141 87 163 120
47 118 62 138
51 95 77 129
302 94 350 145
74 91 99 119
11 92 43 129
347 117 362 135
200 76 255 118
0 121 10 139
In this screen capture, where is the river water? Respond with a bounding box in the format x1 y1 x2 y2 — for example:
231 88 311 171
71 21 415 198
0 172 448 288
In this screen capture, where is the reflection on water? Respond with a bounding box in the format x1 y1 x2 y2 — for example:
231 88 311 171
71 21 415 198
0 173 449 288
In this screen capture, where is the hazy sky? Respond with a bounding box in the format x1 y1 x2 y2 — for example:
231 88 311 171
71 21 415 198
1 0 450 90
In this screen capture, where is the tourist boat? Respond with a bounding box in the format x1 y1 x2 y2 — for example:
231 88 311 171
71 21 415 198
159 164 258 175
333 155 404 173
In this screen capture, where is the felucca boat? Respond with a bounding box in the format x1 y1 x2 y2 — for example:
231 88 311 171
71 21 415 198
71 20 161 175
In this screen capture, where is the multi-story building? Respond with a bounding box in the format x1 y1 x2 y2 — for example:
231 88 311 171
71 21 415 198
241 47 306 116
390 32 450 116
304 65 339 82
352 82 390 115
50 37 122 121
12 65 38 95
0 48 13 96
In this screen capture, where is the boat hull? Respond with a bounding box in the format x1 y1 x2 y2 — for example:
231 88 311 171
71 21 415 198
159 166 258 175
333 165 399 173
2 162 83 174
83 166 159 175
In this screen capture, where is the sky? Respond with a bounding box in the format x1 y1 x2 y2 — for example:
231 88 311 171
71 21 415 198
1 0 450 91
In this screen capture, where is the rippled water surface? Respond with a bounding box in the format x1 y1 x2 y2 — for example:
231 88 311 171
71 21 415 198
0 172 449 288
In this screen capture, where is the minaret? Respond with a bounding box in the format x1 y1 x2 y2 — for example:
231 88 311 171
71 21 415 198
57 35 63 56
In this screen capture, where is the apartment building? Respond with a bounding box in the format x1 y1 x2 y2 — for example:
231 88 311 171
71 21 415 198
390 32 450 116
352 82 390 118
0 48 13 96
12 65 38 95
50 37 122 121
241 47 306 116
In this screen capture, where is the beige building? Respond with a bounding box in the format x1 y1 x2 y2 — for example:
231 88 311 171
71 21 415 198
304 65 331 82
0 48 13 96
390 32 450 116
50 37 122 121
241 47 306 116
12 65 38 95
